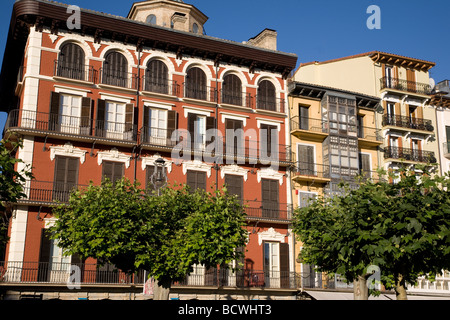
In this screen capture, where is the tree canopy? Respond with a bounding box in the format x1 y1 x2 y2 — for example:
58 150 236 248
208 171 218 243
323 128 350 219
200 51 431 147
50 178 248 299
292 166 450 300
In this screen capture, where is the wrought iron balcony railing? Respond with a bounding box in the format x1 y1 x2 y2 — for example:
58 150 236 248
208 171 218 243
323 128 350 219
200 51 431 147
384 146 437 163
290 116 329 134
54 60 97 83
99 68 139 90
141 76 180 96
244 201 292 221
380 77 432 96
382 114 434 132
5 109 138 143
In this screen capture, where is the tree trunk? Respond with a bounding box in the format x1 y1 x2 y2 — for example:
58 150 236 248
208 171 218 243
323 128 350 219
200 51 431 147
153 279 171 300
395 274 408 300
353 275 369 300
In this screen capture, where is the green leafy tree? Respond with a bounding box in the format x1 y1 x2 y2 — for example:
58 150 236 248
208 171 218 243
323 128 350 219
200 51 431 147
50 178 247 299
0 137 33 254
292 166 450 300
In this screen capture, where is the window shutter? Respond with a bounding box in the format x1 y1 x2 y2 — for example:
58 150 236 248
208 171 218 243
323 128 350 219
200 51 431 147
102 161 113 181
222 74 242 105
225 174 243 202
359 153 371 178
279 243 289 288
299 106 309 130
80 97 92 133
53 156 79 202
96 99 106 137
187 113 196 148
167 110 177 141
298 145 315 174
38 229 52 281
49 92 61 131
261 179 279 218
125 103 134 134
186 170 206 192
102 161 124 184
206 116 216 144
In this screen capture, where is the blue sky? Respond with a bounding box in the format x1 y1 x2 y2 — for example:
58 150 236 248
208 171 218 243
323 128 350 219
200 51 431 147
0 0 449 132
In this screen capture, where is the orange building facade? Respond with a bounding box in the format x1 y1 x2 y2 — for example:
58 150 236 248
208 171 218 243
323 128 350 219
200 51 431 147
0 0 299 299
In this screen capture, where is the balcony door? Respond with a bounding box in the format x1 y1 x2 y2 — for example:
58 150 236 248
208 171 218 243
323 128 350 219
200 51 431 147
261 179 279 219
49 92 91 135
225 119 244 160
53 156 79 203
385 65 393 88
299 105 309 130
96 100 135 141
297 144 315 176
263 241 289 288
58 42 85 81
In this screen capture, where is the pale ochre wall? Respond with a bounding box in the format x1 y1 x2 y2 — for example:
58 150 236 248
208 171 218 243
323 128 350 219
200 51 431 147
295 56 379 97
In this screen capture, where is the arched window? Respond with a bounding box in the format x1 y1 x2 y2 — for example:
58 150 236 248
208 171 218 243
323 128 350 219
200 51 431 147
185 67 207 100
57 42 85 80
222 74 242 106
102 51 128 87
145 60 169 94
146 14 157 25
257 80 277 111
192 23 199 34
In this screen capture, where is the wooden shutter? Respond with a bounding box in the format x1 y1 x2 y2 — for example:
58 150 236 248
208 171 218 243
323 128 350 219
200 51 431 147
49 92 61 131
96 99 106 137
260 124 278 158
146 60 168 94
225 119 243 157
124 103 135 136
53 156 79 202
38 229 52 282
258 80 276 111
359 153 371 178
186 170 207 192
104 51 128 87
224 174 243 202
167 110 177 141
261 179 279 218
299 105 309 130
222 74 242 105
80 97 92 134
298 145 315 174
102 161 124 184
59 43 85 80
187 113 197 148
186 67 207 100
280 243 289 288
206 116 216 144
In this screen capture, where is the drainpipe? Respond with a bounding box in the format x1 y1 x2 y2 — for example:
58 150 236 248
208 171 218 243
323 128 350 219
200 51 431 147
134 48 142 184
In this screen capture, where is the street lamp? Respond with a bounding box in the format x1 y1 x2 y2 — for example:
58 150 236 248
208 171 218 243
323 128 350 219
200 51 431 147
151 157 167 196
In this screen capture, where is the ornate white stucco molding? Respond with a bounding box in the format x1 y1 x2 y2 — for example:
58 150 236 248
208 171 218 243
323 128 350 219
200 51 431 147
97 148 130 168
257 168 284 185
50 143 87 164
182 160 212 177
258 227 286 245
220 164 249 181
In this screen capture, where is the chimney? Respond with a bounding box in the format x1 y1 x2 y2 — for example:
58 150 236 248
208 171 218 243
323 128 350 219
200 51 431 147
171 12 188 32
247 29 277 51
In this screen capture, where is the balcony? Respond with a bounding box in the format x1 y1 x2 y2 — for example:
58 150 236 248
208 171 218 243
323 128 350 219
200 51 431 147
244 201 292 222
290 116 329 141
256 95 286 114
380 77 432 96
382 114 434 133
292 162 331 184
99 68 139 90
384 146 437 164
0 261 301 290
141 76 180 96
357 126 383 147
18 180 88 206
5 109 138 145
54 60 97 83
182 83 218 103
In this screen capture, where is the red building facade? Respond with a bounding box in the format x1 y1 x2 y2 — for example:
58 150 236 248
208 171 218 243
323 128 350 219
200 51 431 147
0 0 298 299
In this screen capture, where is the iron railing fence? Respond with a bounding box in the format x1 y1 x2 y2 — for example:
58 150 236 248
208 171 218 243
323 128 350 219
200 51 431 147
380 76 432 96
99 68 139 89
290 116 329 134
141 76 180 96
384 146 437 163
1 261 305 290
382 114 434 132
5 109 138 143
54 60 97 83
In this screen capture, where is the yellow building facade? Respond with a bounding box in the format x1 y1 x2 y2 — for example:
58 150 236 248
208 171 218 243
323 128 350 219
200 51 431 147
288 81 381 286
294 51 439 175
